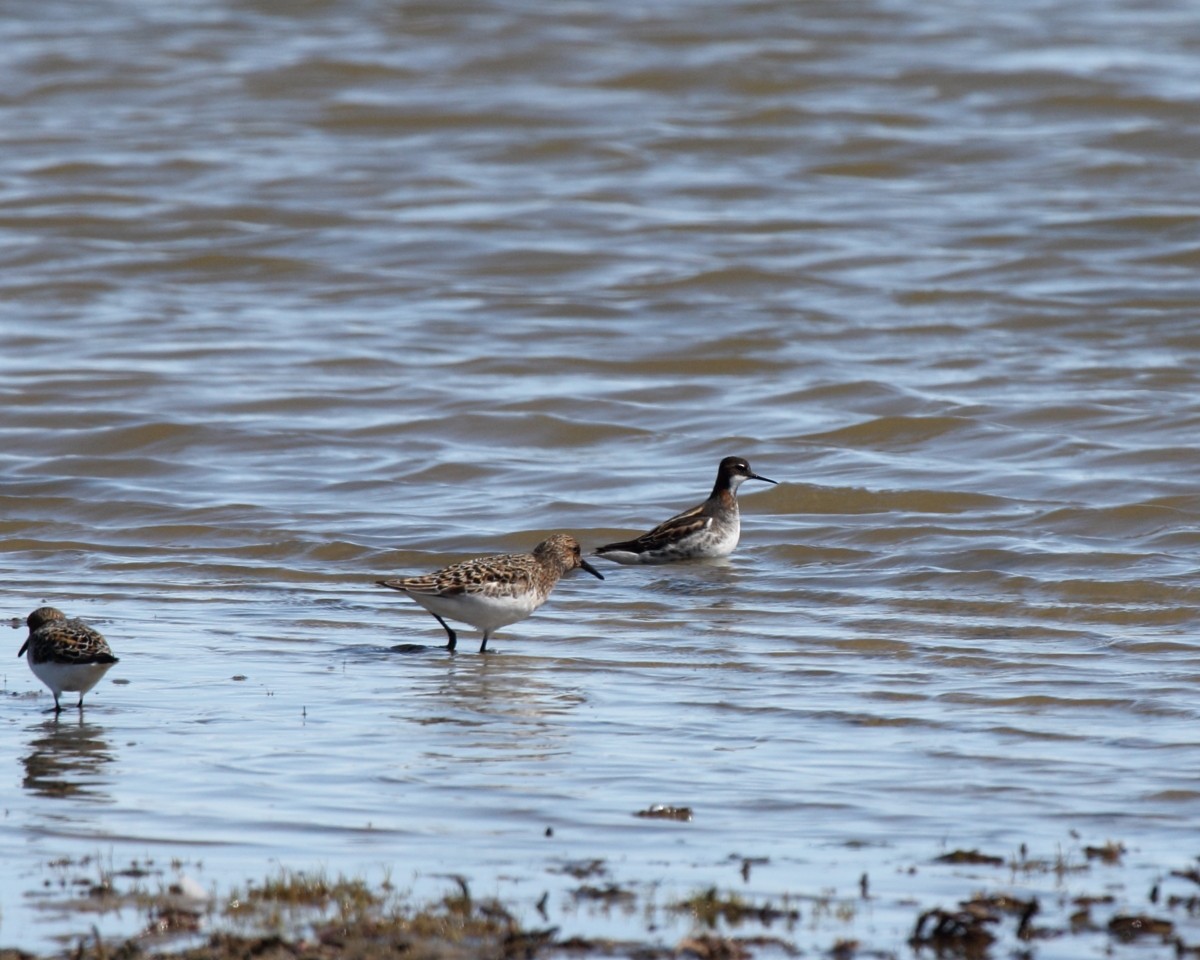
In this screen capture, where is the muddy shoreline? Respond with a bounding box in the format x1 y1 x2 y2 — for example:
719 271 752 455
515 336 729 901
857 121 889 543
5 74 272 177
7 838 1199 960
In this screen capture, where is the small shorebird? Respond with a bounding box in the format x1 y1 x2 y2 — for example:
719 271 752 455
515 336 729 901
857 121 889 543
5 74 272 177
18 607 120 712
596 456 777 564
378 533 605 653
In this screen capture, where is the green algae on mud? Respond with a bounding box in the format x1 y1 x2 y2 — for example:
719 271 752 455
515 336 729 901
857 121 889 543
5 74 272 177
11 838 1200 960
669 888 799 930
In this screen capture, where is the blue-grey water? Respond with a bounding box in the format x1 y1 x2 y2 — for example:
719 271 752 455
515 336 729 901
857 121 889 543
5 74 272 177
3 0 1200 955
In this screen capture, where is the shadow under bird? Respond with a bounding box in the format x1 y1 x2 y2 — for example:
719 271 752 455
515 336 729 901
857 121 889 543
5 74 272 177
18 607 120 712
595 456 777 564
377 533 605 653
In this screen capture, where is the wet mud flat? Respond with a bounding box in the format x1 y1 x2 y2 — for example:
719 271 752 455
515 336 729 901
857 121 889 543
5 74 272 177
8 838 1200 960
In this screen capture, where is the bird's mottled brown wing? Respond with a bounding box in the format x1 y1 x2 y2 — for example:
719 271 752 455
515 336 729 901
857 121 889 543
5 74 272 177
30 620 118 665
380 553 534 596
380 574 465 596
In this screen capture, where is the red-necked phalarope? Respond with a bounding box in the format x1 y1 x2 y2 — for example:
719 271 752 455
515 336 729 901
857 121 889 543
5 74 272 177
18 607 120 712
378 533 605 653
595 456 777 564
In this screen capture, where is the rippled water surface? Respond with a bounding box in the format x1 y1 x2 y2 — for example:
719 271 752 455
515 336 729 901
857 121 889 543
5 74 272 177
3 0 1200 954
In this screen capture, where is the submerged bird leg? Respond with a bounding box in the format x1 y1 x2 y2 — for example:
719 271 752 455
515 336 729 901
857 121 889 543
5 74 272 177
431 613 457 652
479 631 490 654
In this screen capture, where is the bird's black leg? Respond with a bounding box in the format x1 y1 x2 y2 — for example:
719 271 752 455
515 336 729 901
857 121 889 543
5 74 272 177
478 631 490 654
431 613 457 652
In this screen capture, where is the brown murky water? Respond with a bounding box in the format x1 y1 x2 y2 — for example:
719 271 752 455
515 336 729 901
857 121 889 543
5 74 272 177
3 0 1200 953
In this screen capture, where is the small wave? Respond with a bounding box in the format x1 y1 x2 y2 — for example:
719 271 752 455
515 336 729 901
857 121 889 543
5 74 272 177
806 415 978 448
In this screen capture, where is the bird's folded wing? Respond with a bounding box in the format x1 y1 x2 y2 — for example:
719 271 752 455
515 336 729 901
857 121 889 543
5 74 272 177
380 575 466 596
629 510 712 549
379 554 530 596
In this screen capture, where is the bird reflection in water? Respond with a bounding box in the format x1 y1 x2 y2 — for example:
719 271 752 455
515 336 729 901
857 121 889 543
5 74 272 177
22 716 115 800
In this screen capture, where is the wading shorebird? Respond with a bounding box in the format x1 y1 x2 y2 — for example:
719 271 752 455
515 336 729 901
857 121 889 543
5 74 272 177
595 456 777 564
18 607 120 712
378 533 605 653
